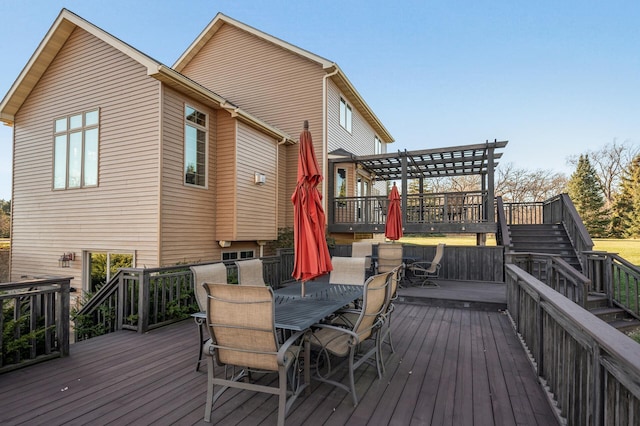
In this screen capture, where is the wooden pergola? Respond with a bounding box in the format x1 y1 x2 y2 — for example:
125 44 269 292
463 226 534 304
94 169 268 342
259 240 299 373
327 140 508 241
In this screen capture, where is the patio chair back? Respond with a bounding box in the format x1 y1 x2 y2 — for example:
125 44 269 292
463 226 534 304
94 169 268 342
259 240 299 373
356 272 390 340
351 241 373 270
205 283 278 370
235 258 266 286
329 256 366 285
425 243 445 273
377 243 403 274
190 263 228 311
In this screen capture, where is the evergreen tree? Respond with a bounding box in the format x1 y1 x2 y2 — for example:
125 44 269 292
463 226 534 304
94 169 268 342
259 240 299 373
611 155 640 238
567 155 608 237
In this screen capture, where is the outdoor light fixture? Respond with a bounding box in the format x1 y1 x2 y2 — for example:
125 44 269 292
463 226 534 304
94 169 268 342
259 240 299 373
58 252 75 268
254 172 266 185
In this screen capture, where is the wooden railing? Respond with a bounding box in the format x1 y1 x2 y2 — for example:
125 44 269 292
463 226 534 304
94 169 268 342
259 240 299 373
495 196 511 247
0 277 72 373
583 251 640 318
331 243 505 282
507 252 591 307
544 193 594 256
74 250 295 341
506 264 640 425
501 201 544 225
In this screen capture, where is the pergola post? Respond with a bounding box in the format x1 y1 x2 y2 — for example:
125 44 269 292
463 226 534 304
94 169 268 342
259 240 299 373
401 153 408 222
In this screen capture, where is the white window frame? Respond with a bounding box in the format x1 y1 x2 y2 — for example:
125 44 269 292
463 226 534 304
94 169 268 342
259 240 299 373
184 104 208 188
374 136 383 155
53 109 99 190
339 97 352 133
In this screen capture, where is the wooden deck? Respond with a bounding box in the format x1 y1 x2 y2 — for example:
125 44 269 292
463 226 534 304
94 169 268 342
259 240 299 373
0 295 559 425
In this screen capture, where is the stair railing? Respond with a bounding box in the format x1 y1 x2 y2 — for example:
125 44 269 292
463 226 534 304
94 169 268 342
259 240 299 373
495 196 511 247
506 252 591 307
506 263 640 426
583 251 640 319
543 194 594 259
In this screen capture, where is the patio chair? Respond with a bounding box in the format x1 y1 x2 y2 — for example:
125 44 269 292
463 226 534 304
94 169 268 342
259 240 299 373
351 241 374 275
408 243 445 287
190 263 228 371
309 271 391 406
375 243 405 282
203 283 306 426
190 263 228 312
329 256 366 285
378 265 402 373
235 258 266 286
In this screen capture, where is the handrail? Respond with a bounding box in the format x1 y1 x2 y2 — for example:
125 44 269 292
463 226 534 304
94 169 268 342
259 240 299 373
495 196 511 247
506 264 640 425
506 251 591 307
0 277 72 373
544 193 593 259
73 253 293 340
583 251 640 318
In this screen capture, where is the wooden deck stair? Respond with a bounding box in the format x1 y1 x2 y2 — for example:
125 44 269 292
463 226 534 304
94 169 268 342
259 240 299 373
587 292 640 333
509 224 640 334
509 223 581 270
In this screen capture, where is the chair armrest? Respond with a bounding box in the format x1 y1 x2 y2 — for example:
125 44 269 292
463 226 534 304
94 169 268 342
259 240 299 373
277 329 307 365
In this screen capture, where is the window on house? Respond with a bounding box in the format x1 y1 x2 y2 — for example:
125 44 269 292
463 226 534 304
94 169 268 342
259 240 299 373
85 251 134 293
53 109 99 189
375 136 382 155
184 105 207 187
339 98 352 133
222 250 255 261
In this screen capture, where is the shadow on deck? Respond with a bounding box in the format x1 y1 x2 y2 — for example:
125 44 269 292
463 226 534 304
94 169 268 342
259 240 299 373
0 286 558 426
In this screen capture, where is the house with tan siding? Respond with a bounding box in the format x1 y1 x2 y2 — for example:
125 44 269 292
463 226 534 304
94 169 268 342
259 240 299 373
0 9 393 297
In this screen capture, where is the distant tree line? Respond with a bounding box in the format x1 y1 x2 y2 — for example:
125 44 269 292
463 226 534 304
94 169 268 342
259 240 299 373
0 199 9 238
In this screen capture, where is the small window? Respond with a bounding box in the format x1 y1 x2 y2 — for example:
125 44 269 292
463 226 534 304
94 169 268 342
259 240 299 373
53 109 99 190
339 98 352 133
222 250 255 261
184 105 207 187
374 136 382 155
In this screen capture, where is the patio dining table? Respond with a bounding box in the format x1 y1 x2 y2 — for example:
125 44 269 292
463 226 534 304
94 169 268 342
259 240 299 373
191 281 363 378
273 280 363 394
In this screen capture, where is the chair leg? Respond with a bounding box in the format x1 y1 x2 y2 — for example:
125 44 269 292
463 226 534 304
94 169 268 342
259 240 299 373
277 368 287 426
204 356 215 422
348 348 358 406
196 318 205 372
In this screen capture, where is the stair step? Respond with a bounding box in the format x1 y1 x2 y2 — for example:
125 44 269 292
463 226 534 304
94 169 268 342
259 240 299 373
607 318 640 333
590 307 629 322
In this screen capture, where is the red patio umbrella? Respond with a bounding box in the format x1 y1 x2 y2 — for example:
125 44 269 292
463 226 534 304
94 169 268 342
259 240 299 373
291 121 332 295
385 182 403 241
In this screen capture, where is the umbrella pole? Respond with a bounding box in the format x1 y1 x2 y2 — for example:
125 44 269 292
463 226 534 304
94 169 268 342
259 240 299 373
301 281 306 297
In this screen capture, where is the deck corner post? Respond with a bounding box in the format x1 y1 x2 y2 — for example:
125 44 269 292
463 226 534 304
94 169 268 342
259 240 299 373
56 279 71 357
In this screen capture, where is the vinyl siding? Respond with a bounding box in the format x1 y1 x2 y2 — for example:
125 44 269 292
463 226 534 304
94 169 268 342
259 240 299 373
215 111 237 241
180 23 323 225
159 87 219 265
10 27 160 286
235 122 278 241
180 24 325 142
326 79 379 156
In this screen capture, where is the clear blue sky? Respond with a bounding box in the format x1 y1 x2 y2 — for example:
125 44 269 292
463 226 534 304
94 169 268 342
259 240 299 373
1 0 639 200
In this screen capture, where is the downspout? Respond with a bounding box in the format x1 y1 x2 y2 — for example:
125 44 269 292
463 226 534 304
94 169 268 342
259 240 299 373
322 66 339 218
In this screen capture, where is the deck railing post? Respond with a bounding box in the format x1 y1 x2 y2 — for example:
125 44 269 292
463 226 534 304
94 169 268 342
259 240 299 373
138 271 150 333
56 279 71 357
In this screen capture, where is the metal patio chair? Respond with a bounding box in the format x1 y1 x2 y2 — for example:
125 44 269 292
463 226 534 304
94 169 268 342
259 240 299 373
309 271 391 406
203 284 306 426
408 243 445 287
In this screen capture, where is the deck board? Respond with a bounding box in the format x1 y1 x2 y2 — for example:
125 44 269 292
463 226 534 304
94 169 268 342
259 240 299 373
0 302 558 426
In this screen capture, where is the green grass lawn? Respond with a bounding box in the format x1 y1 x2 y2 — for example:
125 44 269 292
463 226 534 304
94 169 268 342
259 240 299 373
400 235 640 266
592 239 640 266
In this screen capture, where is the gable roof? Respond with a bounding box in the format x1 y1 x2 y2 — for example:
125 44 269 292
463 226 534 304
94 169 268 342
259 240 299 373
0 9 294 144
173 13 394 143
